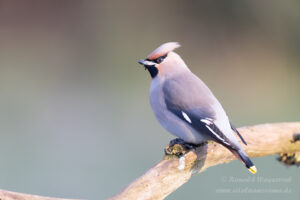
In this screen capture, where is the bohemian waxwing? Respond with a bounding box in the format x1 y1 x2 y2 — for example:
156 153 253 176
138 42 257 174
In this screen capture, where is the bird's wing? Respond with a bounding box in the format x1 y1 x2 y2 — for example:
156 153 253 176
168 108 239 150
163 72 239 150
230 122 247 145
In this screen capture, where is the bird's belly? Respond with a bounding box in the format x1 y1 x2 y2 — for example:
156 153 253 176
149 85 207 144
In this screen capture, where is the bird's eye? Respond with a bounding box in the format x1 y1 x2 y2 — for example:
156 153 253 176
155 54 167 64
156 57 163 63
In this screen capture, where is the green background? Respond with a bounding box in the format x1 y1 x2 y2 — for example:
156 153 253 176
0 1 299 199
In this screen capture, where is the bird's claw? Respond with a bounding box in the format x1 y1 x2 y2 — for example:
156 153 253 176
164 138 199 157
169 138 186 146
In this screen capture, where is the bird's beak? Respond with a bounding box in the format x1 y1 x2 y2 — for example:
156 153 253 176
138 59 146 65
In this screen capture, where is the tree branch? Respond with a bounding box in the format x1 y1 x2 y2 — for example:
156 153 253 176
110 122 300 200
0 189 78 200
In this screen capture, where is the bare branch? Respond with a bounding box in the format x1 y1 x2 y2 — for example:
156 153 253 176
110 122 300 200
0 189 78 200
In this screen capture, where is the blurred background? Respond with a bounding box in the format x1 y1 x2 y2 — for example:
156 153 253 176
0 0 299 199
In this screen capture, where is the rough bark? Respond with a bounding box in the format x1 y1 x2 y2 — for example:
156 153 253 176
0 189 77 200
110 122 300 200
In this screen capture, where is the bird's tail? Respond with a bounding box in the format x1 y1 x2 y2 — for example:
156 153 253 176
230 149 257 174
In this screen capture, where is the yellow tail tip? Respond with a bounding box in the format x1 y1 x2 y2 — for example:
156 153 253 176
248 166 257 174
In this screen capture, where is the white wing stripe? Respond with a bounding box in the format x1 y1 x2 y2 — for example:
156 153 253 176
200 118 213 125
181 111 192 124
206 125 230 145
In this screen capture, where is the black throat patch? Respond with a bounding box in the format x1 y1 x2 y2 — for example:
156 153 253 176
147 66 158 78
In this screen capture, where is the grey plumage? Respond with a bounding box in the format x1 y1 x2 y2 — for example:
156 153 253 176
163 71 247 148
163 72 216 119
159 71 237 149
139 42 257 174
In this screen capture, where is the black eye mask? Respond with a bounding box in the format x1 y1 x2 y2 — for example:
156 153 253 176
146 53 168 64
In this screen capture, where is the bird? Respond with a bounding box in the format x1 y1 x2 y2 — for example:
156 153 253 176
138 42 257 174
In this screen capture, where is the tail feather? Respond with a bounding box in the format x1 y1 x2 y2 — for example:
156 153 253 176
230 149 257 174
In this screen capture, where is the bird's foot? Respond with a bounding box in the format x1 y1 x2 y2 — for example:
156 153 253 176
164 138 202 157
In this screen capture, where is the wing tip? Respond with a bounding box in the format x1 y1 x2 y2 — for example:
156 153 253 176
230 122 248 145
241 137 248 145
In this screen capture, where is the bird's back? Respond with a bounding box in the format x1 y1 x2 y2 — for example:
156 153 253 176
162 71 217 113
150 70 241 148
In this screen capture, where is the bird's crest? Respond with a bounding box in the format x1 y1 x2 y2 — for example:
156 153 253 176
147 42 181 60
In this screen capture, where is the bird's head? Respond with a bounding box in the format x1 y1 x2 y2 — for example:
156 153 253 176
138 42 188 79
